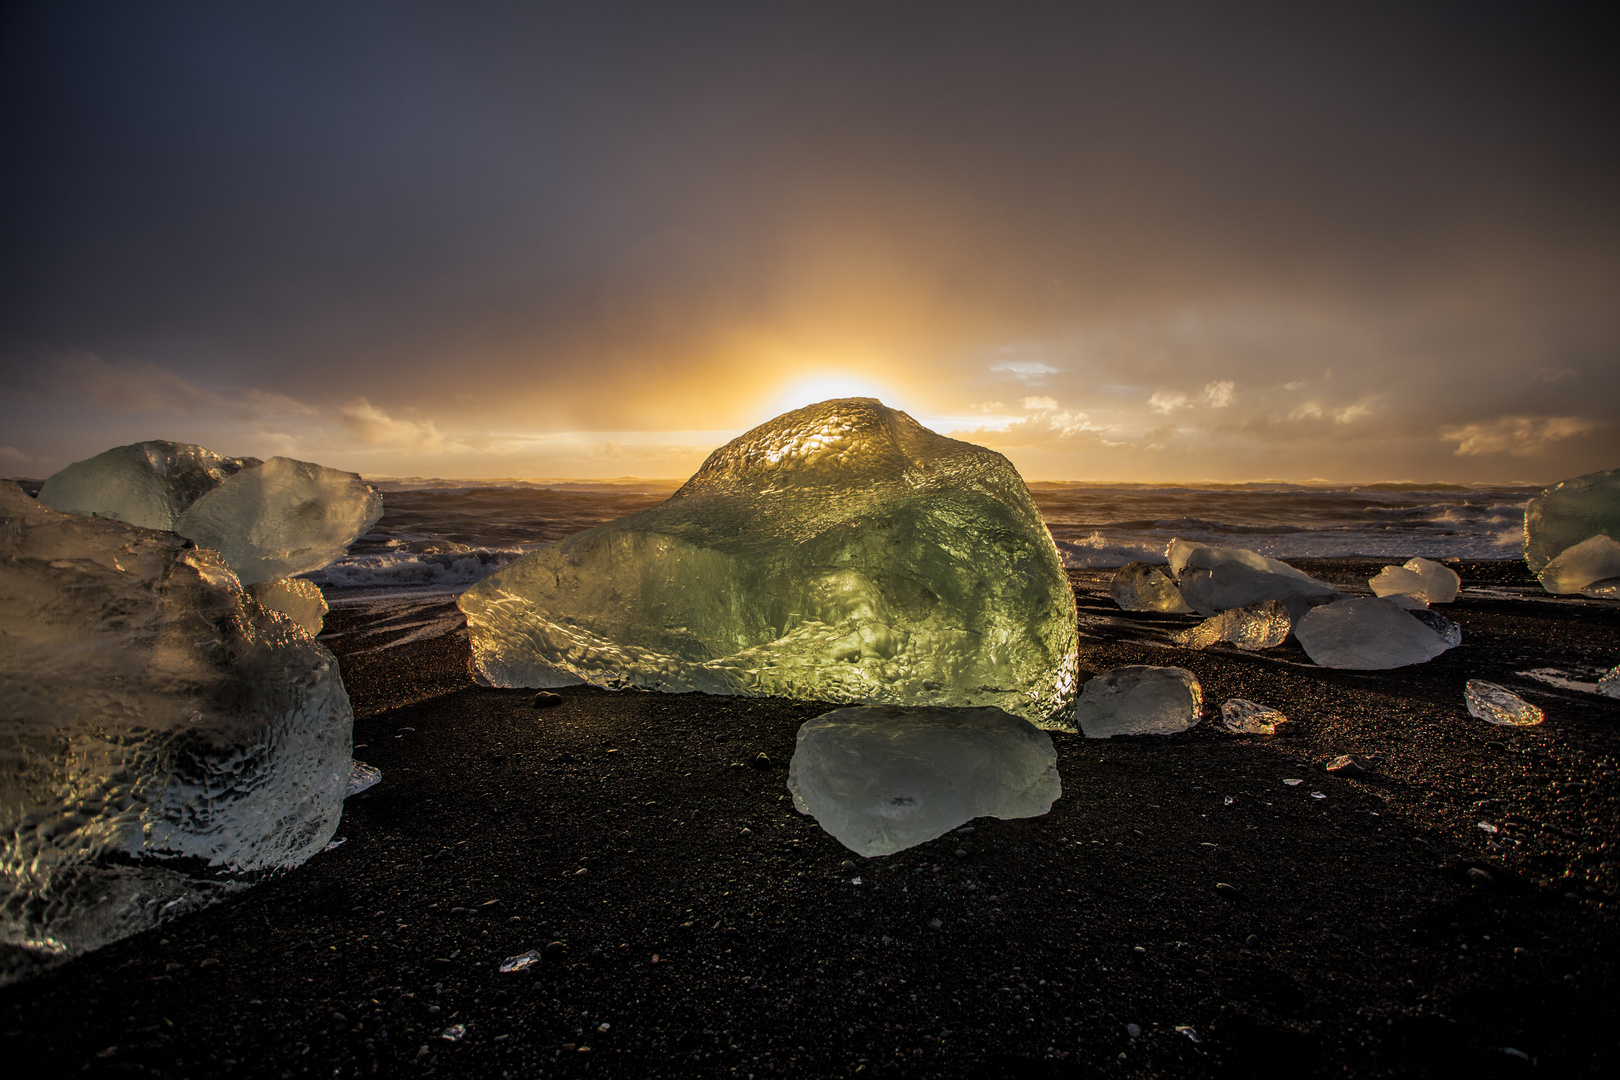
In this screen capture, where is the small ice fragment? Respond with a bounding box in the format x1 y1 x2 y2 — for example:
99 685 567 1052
499 950 541 973
1074 666 1201 738
1175 1025 1201 1043
1166 538 1338 615
248 578 329 636
1109 562 1193 613
1282 779 1303 786
440 1024 466 1042
1310 791 1326 799
1293 596 1454 669
1408 608 1463 648
346 760 382 797
1369 558 1461 604
1219 699 1287 735
1600 665 1620 699
1323 755 1368 777
787 705 1060 857
1537 534 1620 595
1477 821 1499 834
322 837 347 852
1171 600 1290 651
1223 796 1234 805
1465 680 1544 726
851 876 863 885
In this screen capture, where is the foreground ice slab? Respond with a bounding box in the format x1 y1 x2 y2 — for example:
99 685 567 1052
36 440 260 531
1369 557 1461 604
1166 539 1338 616
1109 562 1193 613
1465 680 1543 726
1075 666 1202 738
176 457 384 585
787 705 1060 856
0 484 353 980
1219 699 1287 735
1524 468 1620 575
1171 600 1290 651
1293 597 1454 669
458 399 1079 725
1536 534 1620 596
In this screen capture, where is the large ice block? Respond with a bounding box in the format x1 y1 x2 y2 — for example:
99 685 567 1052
36 440 260 531
1109 562 1193 613
1074 665 1202 738
1369 557 1460 604
1171 600 1290 651
175 457 384 586
787 705 1060 856
457 399 1079 726
1293 596 1453 669
1166 539 1338 616
0 483 353 980
1524 468 1620 574
1536 534 1620 596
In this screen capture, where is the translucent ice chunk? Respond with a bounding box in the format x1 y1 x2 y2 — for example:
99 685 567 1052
248 578 329 636
1584 578 1620 600
1109 562 1193 613
499 950 542 973
36 440 260 531
175 457 383 586
1171 600 1290 651
346 760 381 796
1524 468 1620 573
1074 665 1202 738
1166 539 1338 616
786 705 1060 857
1408 608 1463 648
1219 699 1287 734
1598 665 1620 699
458 400 1079 726
1465 680 1544 726
0 483 353 981
1536 534 1620 595
1293 597 1454 669
1369 557 1460 604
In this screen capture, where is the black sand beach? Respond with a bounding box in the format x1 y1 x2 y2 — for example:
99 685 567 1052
6 560 1617 1078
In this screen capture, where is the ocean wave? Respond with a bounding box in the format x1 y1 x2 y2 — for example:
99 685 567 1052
308 546 530 589
1053 533 1167 568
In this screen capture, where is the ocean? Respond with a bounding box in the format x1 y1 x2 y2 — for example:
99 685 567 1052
309 478 1537 596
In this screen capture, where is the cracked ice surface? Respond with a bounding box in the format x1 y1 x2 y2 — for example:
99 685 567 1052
1109 562 1192 613
1166 539 1338 616
1293 596 1454 669
36 440 260 531
1465 680 1544 726
1171 600 1290 651
458 399 1080 725
787 705 1060 856
1220 699 1287 735
1075 665 1202 738
0 484 353 980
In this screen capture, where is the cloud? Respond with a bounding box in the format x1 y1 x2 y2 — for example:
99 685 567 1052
991 361 1060 381
338 398 462 452
1441 416 1600 457
1022 395 1058 410
1203 380 1236 408
1149 389 1189 413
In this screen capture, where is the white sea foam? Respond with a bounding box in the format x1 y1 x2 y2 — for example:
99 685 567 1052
1053 533 1166 568
307 547 532 590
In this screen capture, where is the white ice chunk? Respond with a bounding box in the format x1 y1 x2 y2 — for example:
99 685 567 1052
1219 699 1287 735
786 705 1060 857
0 483 353 980
1074 665 1202 738
1369 557 1460 604
175 457 383 586
1171 600 1290 651
1599 665 1620 699
36 440 259 531
1109 562 1193 613
248 578 329 636
1524 468 1620 574
1165 539 1338 616
1293 596 1454 669
1536 534 1620 596
458 400 1079 726
1464 680 1544 726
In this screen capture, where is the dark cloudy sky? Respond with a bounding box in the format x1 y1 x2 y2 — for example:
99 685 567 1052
3 2 1617 482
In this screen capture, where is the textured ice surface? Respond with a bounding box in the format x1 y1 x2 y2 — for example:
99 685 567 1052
248 578 329 636
1369 557 1460 604
1465 680 1544 726
1599 665 1620 699
1408 608 1463 648
36 441 260 532
1293 597 1453 669
1171 600 1290 651
0 483 353 980
1524 468 1620 574
1585 578 1620 600
1219 699 1287 735
1109 562 1192 613
459 399 1079 726
346 760 382 796
175 457 383 586
1166 539 1338 616
1536 534 1620 595
786 705 1060 856
1075 666 1202 738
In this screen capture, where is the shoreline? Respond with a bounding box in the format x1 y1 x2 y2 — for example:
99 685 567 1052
5 558 1617 1078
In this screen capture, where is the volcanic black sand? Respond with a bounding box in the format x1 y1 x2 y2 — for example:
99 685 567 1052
6 560 1617 1078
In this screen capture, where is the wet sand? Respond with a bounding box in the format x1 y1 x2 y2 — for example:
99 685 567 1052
5 560 1617 1078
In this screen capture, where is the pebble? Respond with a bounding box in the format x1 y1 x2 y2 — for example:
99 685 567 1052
1126 1023 1141 1038
440 1024 466 1042
928 918 943 931
1245 934 1260 947
533 692 563 708
750 752 772 770
1323 754 1368 777
499 950 541 973
1215 882 1242 897
544 941 567 960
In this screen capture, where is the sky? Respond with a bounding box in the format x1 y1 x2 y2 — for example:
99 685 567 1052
3 2 1618 484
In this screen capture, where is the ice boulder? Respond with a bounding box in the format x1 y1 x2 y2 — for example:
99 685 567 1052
1524 468 1620 576
458 399 1079 725
1535 534 1620 596
1369 557 1460 604
248 578 330 636
36 440 260 530
1109 562 1193 613
175 456 383 586
1166 539 1338 616
1219 699 1287 735
1293 596 1454 669
1074 665 1202 738
1171 600 1290 651
1464 680 1543 726
787 705 1060 856
0 483 354 980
